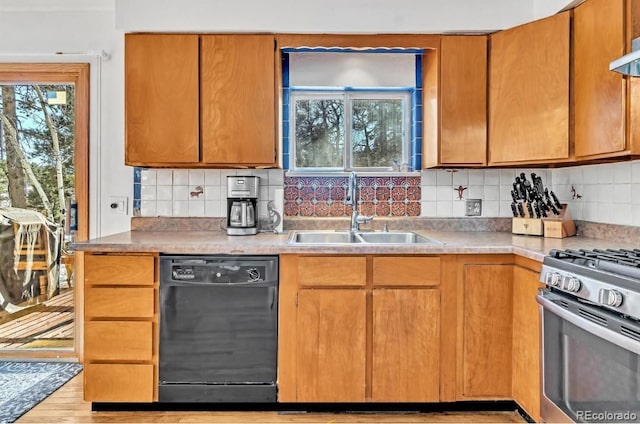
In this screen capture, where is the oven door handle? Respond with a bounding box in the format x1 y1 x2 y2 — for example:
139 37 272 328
537 294 640 356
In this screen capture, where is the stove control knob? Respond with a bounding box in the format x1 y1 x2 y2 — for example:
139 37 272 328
598 289 623 308
562 276 581 292
546 272 561 287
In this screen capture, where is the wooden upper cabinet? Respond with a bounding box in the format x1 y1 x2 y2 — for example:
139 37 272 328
437 36 487 166
201 35 276 166
489 12 570 165
125 34 200 165
574 0 626 158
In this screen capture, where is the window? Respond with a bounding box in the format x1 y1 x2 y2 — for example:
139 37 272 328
291 90 410 172
282 50 422 172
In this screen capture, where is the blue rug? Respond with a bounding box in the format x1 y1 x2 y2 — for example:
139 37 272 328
0 361 82 423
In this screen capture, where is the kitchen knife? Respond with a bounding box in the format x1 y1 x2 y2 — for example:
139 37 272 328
512 182 521 200
538 201 549 217
526 202 534 218
533 201 541 218
550 190 563 209
511 202 519 218
517 202 525 218
547 199 559 215
520 172 532 193
531 173 544 197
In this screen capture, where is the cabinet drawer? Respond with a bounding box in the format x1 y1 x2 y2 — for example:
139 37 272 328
298 256 366 287
85 254 155 286
373 257 441 286
84 363 154 402
85 287 154 319
85 321 153 361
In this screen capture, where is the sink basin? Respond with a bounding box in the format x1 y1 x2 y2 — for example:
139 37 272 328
287 230 442 245
289 231 359 244
356 231 442 244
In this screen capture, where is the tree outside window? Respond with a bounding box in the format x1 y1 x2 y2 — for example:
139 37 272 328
291 90 409 172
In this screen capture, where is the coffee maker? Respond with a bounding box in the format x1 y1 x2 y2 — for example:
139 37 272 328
226 176 259 235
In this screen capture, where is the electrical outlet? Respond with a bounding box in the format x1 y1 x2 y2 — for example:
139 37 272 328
465 199 482 216
108 196 128 215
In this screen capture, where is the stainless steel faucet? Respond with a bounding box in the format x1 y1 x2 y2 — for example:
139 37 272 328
345 171 373 232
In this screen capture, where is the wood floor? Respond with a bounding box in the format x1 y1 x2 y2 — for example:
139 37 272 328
0 290 74 349
18 372 526 423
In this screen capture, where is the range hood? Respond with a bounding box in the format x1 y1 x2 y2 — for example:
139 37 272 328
610 37 640 76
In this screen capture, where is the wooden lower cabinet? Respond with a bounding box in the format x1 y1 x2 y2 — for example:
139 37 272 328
512 261 544 421
83 252 158 402
372 289 440 402
458 258 514 399
296 289 367 402
84 363 154 402
279 254 449 403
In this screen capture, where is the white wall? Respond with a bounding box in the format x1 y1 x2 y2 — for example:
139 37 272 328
534 0 579 19
116 0 536 34
0 0 128 238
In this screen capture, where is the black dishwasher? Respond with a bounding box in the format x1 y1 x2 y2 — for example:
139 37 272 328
158 255 278 403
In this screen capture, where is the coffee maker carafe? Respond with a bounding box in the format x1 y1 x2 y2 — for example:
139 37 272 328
226 176 259 235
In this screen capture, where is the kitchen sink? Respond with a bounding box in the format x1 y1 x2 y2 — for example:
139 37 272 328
288 230 443 245
356 231 441 244
289 231 360 244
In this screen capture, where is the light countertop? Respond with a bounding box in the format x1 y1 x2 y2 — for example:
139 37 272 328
72 229 639 262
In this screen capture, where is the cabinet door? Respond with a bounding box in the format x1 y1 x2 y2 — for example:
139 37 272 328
438 36 487 166
84 364 154 402
372 289 440 402
125 34 199 165
460 264 513 398
512 266 543 421
574 0 626 158
201 35 276 166
489 12 570 164
296 289 366 402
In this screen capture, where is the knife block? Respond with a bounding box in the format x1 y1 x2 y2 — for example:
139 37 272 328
511 202 543 235
512 218 544 236
542 204 576 238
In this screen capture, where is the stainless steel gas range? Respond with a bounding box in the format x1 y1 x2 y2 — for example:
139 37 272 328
538 249 640 423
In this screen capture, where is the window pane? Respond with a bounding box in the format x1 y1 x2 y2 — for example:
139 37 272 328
294 98 344 168
351 99 404 168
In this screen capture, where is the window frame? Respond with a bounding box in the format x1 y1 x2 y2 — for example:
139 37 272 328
289 87 412 173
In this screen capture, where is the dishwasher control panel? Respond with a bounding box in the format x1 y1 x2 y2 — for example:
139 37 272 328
160 255 278 285
172 266 196 280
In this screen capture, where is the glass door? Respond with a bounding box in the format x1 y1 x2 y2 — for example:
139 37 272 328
0 64 89 357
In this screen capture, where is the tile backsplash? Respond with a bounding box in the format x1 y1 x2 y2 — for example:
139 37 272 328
551 161 640 226
284 175 421 217
132 160 640 228
134 168 284 220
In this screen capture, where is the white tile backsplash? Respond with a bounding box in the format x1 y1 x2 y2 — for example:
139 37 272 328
136 161 640 226
612 162 631 183
188 169 205 186
452 169 468 187
436 169 453 186
420 201 437 217
205 169 221 186
468 169 484 185
140 169 156 185
436 186 453 201
173 169 189 186
156 169 173 185
484 169 500 185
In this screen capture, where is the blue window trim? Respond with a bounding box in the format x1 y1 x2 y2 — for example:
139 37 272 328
281 47 424 54
281 50 423 171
